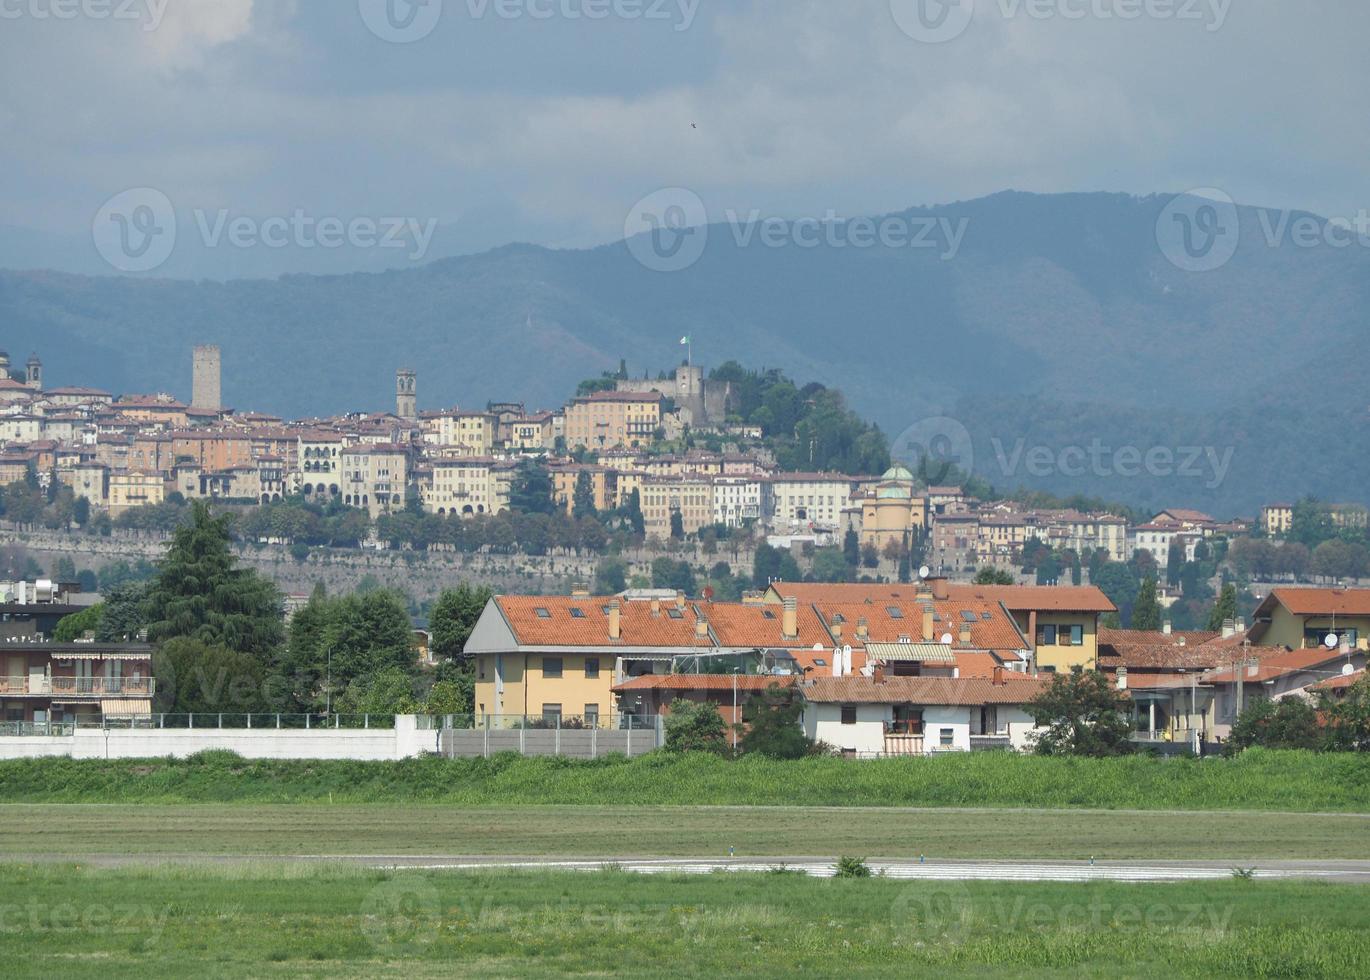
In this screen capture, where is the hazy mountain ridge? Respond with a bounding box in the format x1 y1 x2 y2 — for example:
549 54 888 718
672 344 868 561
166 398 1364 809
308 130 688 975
2 191 1366 515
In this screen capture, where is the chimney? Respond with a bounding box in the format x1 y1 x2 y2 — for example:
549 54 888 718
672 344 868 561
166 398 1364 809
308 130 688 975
651 598 661 617
856 618 869 640
1247 661 1259 679
1116 666 1128 691
782 598 798 640
959 623 972 646
1222 618 1236 640
832 622 843 643
676 591 686 611
929 576 950 600
1236 616 1246 634
608 601 621 640
572 585 590 597
922 610 935 642
993 665 1006 686
873 664 886 684
695 618 709 641
1162 620 1172 636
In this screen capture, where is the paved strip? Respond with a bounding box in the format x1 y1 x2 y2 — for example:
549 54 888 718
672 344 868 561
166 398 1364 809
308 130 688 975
378 858 1370 882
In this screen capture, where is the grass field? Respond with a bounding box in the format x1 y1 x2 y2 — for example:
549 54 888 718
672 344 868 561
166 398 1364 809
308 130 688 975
3 803 1367 861
1 864 1365 978
2 748 1368 811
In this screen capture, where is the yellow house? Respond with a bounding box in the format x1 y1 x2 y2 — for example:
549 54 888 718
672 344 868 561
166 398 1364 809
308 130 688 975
1249 588 1370 651
563 391 662 450
107 471 166 516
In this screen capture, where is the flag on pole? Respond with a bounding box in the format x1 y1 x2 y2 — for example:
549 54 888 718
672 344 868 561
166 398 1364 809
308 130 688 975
679 336 691 345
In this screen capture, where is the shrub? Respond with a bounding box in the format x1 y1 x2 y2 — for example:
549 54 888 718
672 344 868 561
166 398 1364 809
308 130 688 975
664 699 729 755
835 856 872 878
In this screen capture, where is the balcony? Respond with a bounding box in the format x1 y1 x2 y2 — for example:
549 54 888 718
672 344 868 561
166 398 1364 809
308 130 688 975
0 676 155 697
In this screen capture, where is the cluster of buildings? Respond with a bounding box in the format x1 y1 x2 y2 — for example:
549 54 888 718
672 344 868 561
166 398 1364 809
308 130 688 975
465 579 1369 756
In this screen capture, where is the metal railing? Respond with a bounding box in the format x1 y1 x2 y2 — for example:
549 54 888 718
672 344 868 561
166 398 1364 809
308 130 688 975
84 713 396 730
0 721 75 737
422 713 659 732
0 676 155 696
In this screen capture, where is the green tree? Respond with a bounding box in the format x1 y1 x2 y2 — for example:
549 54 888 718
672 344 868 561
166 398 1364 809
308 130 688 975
810 547 852 583
281 590 415 712
337 667 418 714
1166 539 1185 588
595 559 627 595
737 683 811 759
669 509 685 540
423 678 469 716
1026 669 1135 757
429 583 494 662
663 699 729 754
843 529 860 567
1227 697 1322 753
1206 583 1239 631
973 567 1015 586
153 637 273 714
572 471 598 520
142 501 284 660
1131 577 1161 631
1324 676 1370 751
53 604 103 642
509 459 555 515
98 582 147 642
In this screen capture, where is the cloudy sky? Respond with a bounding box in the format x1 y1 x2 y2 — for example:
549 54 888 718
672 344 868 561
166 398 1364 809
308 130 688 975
2 0 1367 277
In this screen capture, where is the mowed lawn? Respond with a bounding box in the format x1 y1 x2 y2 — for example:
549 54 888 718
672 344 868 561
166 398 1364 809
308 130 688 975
2 804 1368 861
0 864 1365 978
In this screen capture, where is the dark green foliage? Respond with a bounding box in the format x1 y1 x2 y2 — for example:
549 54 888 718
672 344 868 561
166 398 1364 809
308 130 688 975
509 459 555 515
53 605 102 642
153 637 274 714
1207 583 1239 631
1027 669 1136 757
663 699 730 755
753 543 801 588
1131 577 1161 631
973 567 1015 585
142 501 284 660
595 559 627 595
97 582 147 642
809 547 852 583
572 471 597 520
651 558 695 595
1228 697 1323 753
1324 677 1370 752
281 589 415 711
429 583 493 661
737 684 812 759
835 856 872 878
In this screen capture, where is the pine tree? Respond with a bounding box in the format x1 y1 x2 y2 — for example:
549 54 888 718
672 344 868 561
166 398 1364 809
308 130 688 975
1206 583 1239 632
1132 576 1162 632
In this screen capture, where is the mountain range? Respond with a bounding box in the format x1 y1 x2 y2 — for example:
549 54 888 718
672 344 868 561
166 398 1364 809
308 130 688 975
2 190 1366 517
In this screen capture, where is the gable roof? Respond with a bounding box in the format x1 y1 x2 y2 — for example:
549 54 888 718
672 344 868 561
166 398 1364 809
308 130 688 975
1260 588 1370 618
946 585 1117 614
491 595 707 649
700 602 833 650
1203 647 1358 685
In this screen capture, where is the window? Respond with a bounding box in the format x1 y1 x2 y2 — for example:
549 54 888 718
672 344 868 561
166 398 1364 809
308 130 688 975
812 658 827 667
840 705 858 725
887 606 904 619
584 658 600 679
542 657 563 678
939 728 955 747
569 607 585 619
542 704 562 725
1037 624 1058 646
961 610 978 622
535 607 551 619
1070 624 1084 646
584 704 600 728
667 608 684 619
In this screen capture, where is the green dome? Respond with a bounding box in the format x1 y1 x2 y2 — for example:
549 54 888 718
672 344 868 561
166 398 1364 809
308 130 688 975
881 465 915 483
877 485 912 500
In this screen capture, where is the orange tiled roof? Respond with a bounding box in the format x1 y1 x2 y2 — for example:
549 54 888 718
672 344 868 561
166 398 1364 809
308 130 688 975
496 595 707 648
1203 647 1356 685
1265 588 1370 617
612 675 796 693
811 599 1029 652
946 585 1117 613
701 602 833 650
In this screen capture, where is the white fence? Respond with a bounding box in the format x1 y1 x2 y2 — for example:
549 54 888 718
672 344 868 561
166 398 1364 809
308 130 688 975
0 715 436 761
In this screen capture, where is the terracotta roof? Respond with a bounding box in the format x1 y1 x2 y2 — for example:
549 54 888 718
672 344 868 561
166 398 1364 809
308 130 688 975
812 599 1029 652
803 675 1049 705
612 675 796 693
1203 647 1358 685
495 595 707 648
946 585 1117 614
1263 588 1370 617
1097 628 1232 671
700 602 833 650
1312 670 1365 693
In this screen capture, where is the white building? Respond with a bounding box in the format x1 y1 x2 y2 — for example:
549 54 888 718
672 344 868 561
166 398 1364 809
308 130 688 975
767 473 858 532
712 476 769 528
800 674 1048 758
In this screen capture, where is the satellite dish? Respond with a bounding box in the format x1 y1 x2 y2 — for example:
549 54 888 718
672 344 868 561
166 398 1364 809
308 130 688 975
1325 633 1340 650
919 566 931 580
1343 663 1356 677
940 633 954 645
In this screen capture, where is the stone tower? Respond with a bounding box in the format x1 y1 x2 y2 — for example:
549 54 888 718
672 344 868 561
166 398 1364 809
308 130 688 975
396 369 417 420
192 345 221 411
25 354 41 389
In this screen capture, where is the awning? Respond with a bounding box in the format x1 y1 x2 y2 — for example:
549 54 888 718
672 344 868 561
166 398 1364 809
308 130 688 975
58 651 152 661
100 699 152 715
864 642 957 664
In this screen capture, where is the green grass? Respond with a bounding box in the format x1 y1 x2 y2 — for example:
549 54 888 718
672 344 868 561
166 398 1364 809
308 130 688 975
0 864 1366 978
2 749 1368 811
3 804 1366 861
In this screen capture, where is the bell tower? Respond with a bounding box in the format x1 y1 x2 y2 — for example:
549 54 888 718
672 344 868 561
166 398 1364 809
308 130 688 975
396 369 417 420
25 354 42 390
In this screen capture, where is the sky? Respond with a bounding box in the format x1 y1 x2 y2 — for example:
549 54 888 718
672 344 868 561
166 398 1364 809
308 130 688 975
2 0 1367 277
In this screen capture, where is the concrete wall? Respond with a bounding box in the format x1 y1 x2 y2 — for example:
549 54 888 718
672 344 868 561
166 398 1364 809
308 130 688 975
0 716 436 761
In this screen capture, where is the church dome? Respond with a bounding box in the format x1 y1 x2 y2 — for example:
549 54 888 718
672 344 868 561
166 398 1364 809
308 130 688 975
881 464 915 483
